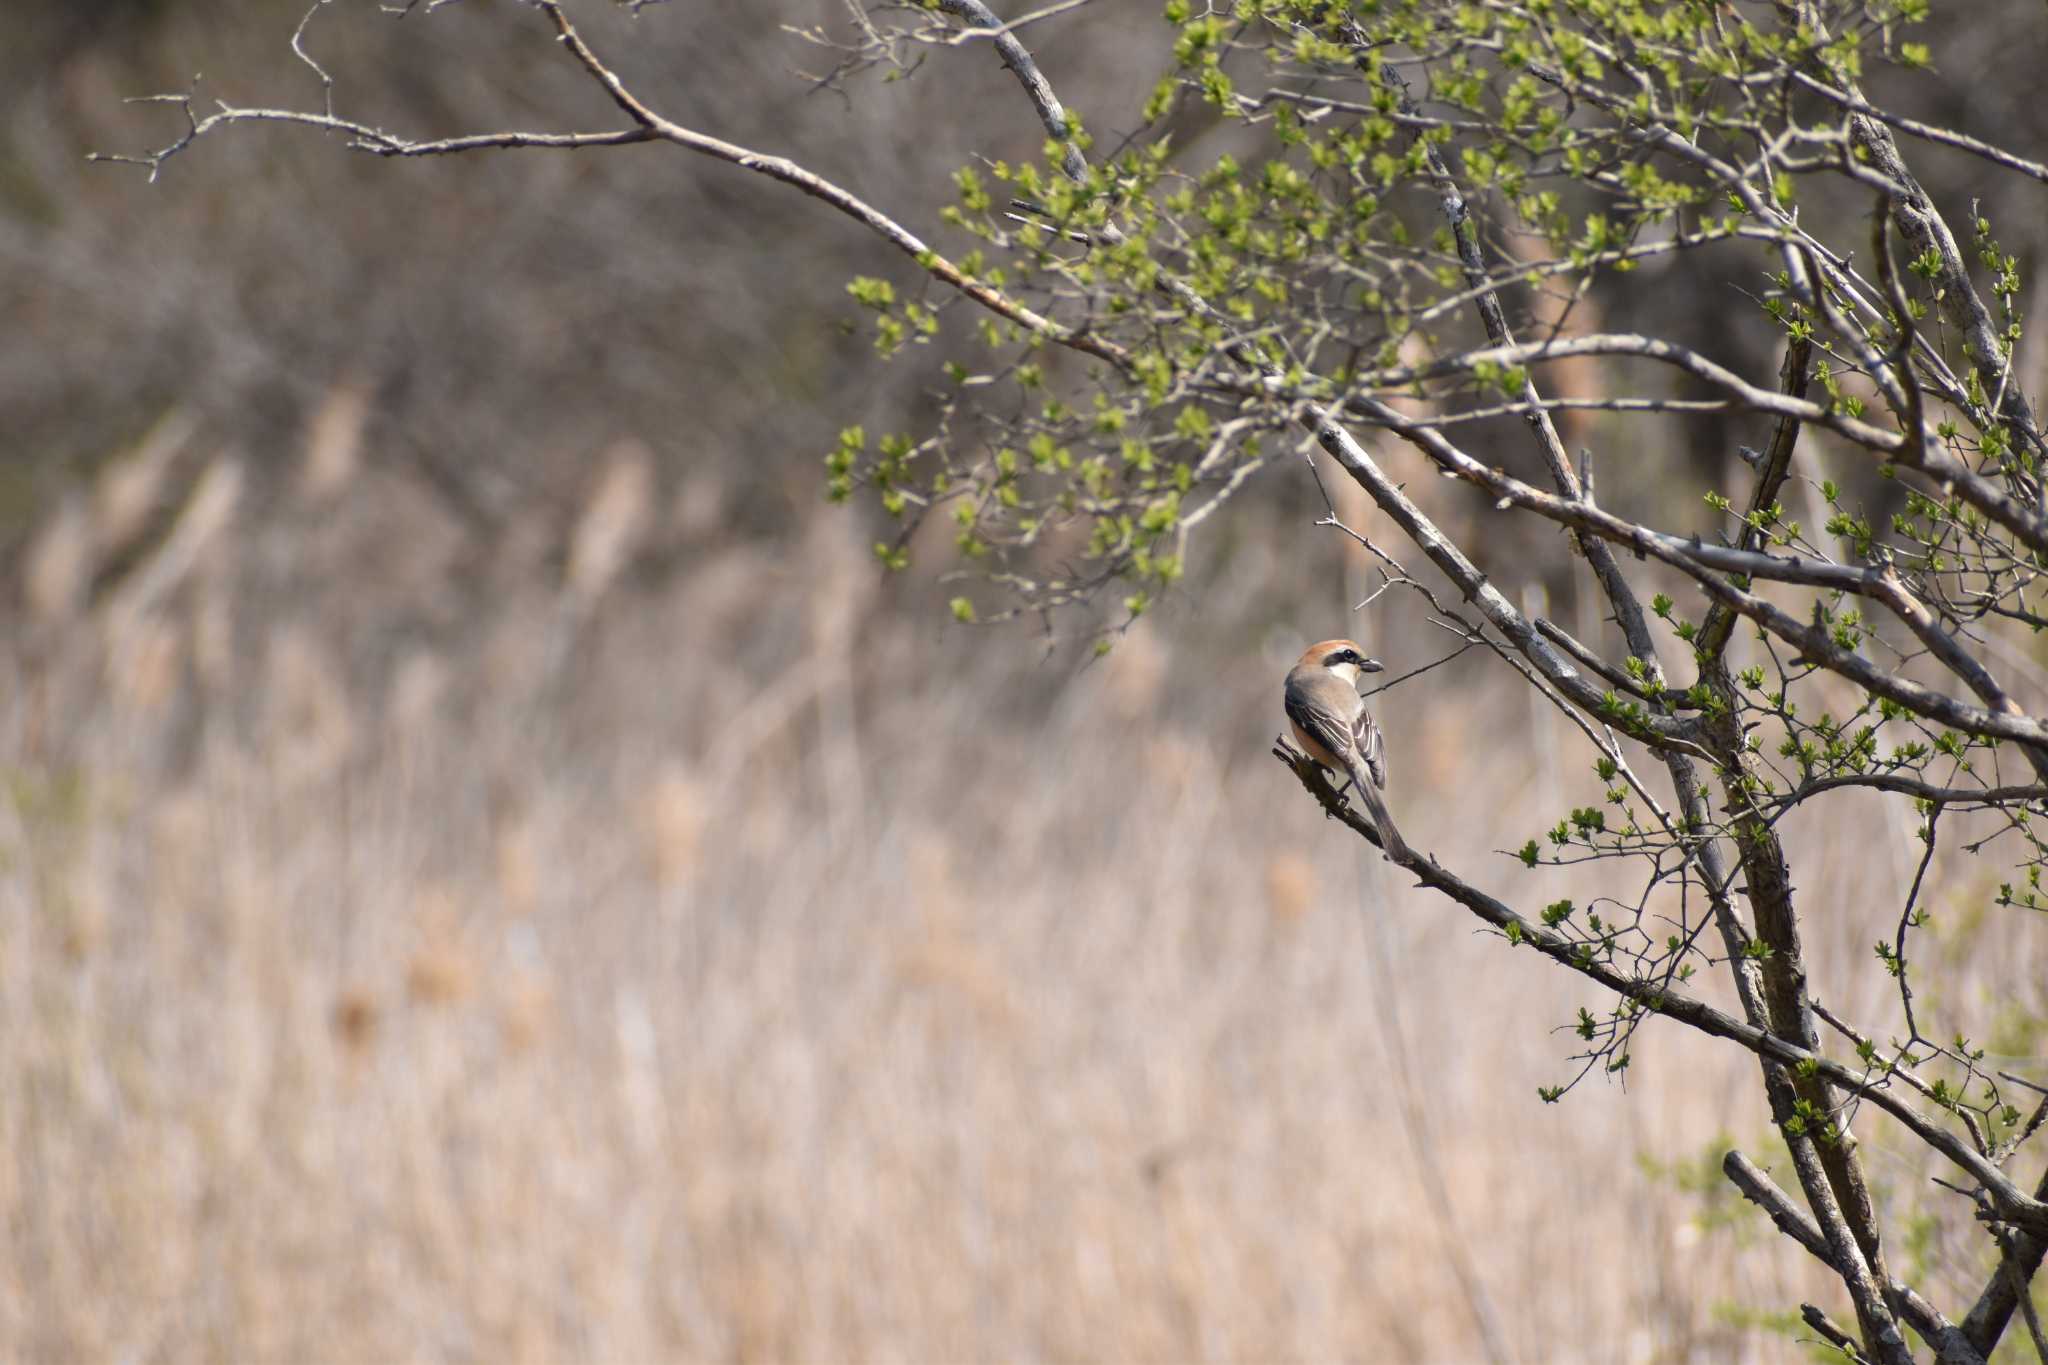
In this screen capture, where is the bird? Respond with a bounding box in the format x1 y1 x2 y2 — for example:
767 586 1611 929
1284 638 1412 862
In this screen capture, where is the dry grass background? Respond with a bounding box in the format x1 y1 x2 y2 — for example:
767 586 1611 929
5 2 2047 1360
2 406 2041 1364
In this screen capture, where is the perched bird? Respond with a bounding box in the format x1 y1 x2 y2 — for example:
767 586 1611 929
1284 638 1411 862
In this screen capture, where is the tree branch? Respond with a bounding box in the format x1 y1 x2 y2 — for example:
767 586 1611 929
1848 116 2047 472
1273 743 2048 1236
1962 1161 2048 1360
1723 1150 1987 1365
530 1 1130 371
1788 69 2048 187
1697 338 1814 663
1325 393 2048 752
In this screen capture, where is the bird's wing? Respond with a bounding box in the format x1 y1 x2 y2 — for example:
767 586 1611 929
1285 673 1364 772
1353 706 1389 790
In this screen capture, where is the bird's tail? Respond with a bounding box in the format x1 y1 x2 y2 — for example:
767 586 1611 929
1347 759 1412 864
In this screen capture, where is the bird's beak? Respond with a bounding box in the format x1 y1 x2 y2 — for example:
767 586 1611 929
1360 657 1385 673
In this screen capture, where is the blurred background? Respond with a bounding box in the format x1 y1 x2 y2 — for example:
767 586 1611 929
4 1 2046 1359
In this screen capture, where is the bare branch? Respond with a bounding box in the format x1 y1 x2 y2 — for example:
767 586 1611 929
1723 1151 1987 1365
85 93 659 175
930 0 1090 183
1801 1303 1872 1365
1963 1163 2048 1359
1790 70 2048 188
936 0 1097 47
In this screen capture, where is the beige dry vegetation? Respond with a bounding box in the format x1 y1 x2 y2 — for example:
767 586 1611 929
2 402 2040 1363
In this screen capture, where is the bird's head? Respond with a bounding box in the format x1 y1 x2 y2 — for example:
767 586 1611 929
1298 638 1384 685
